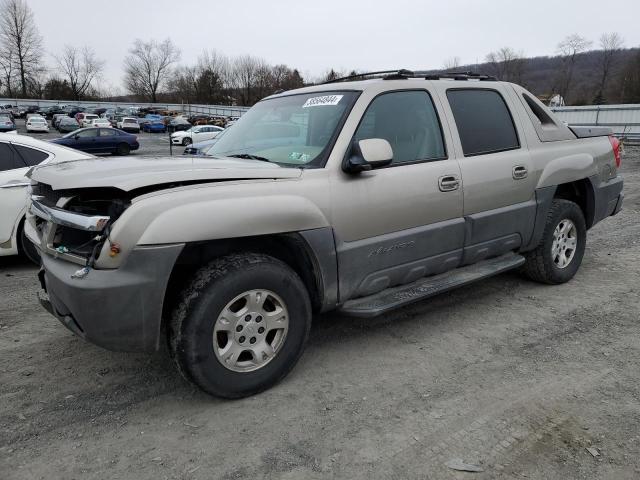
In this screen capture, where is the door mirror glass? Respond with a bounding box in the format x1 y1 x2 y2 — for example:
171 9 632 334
344 138 393 173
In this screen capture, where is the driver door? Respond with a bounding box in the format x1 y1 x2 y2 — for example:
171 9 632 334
330 89 464 301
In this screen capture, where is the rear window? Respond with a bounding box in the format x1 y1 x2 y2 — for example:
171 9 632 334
446 89 519 156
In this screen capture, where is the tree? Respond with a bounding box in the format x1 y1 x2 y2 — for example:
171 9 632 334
593 32 624 104
485 47 527 83
54 45 104 101
555 34 592 104
443 56 461 70
0 0 43 97
0 47 15 97
620 49 640 103
123 38 180 102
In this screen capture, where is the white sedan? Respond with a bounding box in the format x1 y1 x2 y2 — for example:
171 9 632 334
171 125 224 146
0 133 93 264
116 117 140 132
89 117 112 128
26 116 49 133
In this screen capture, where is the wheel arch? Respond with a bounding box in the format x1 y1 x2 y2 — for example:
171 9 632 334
163 229 337 323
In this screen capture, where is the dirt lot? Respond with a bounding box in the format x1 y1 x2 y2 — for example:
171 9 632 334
1 148 639 480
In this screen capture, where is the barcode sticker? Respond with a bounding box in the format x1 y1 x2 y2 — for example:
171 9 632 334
302 95 344 108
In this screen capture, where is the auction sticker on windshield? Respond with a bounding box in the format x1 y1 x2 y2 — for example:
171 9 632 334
302 95 344 108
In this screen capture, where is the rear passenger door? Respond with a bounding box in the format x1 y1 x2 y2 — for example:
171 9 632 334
442 87 537 264
331 89 464 301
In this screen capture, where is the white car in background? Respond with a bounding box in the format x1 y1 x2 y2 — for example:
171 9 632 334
170 125 224 146
89 117 112 128
81 114 99 127
116 117 140 132
25 116 49 133
0 134 93 264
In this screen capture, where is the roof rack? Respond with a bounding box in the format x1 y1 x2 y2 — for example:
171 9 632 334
321 69 497 84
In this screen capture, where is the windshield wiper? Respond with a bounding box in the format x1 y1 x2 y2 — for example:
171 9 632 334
227 153 273 163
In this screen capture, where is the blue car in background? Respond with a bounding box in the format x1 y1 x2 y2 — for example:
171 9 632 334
139 114 167 133
50 127 139 155
143 121 167 133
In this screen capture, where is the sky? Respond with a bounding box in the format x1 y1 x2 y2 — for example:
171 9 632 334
29 0 640 93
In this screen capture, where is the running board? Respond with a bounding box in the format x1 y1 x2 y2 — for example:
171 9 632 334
339 252 525 318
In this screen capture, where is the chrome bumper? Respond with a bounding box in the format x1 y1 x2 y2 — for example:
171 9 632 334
30 197 110 232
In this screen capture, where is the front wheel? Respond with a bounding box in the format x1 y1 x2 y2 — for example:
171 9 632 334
182 137 192 146
115 143 130 155
521 199 586 284
169 254 312 398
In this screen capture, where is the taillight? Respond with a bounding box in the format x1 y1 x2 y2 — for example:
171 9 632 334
609 135 621 168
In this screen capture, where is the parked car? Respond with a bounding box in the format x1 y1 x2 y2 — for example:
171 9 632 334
77 113 99 127
88 117 112 128
117 117 140 133
182 136 221 155
41 105 66 119
168 117 192 132
93 107 108 116
26 72 624 399
57 117 81 133
52 114 69 130
0 113 16 132
142 121 167 133
50 127 139 155
138 114 163 127
26 116 49 133
171 125 223 146
67 106 86 117
0 134 93 264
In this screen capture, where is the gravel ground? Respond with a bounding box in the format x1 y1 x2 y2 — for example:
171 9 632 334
10 118 177 157
0 147 639 480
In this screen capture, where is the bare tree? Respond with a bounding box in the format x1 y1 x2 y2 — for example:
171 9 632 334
594 32 624 104
0 47 15 97
123 38 180 102
229 55 262 106
54 45 104 101
0 0 43 97
443 56 461 70
555 34 592 103
485 47 527 83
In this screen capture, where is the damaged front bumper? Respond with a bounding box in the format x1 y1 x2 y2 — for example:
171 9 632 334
38 243 184 352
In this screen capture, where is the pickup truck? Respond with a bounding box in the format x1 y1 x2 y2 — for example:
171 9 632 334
25 71 624 398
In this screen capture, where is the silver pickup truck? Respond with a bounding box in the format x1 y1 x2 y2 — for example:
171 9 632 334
26 71 623 398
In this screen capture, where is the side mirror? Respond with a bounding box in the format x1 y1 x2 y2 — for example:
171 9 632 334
343 138 393 173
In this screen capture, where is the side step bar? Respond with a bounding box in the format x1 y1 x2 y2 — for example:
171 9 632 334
339 252 525 318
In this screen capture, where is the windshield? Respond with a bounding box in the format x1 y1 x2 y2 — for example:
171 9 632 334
207 91 359 167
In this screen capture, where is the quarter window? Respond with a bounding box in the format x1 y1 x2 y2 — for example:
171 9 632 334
354 90 446 164
447 89 519 156
14 145 49 166
0 142 24 171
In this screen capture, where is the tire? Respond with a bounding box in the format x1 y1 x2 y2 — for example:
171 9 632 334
116 143 130 156
521 199 586 284
182 137 192 146
169 253 312 398
19 221 40 266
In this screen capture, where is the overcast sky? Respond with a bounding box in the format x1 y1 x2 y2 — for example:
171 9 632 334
29 0 640 92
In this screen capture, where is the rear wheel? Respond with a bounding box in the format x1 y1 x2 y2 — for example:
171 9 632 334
521 199 586 284
19 221 40 265
169 253 312 398
116 143 130 155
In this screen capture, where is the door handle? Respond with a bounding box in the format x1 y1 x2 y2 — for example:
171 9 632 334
438 175 460 192
512 165 528 180
0 181 30 189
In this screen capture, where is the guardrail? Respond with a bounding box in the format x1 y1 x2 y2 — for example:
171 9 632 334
0 98 250 118
551 104 640 144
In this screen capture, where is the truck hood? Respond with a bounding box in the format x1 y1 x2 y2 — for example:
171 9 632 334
30 156 302 191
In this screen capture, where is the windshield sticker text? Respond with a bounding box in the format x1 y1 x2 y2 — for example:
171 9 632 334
302 95 344 108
